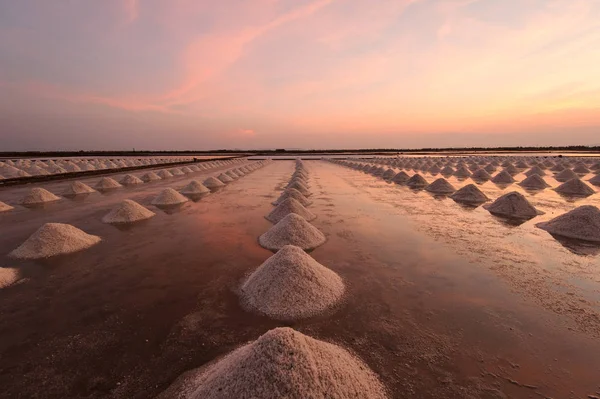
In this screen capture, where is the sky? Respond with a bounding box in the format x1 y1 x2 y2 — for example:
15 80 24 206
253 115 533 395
1 0 600 151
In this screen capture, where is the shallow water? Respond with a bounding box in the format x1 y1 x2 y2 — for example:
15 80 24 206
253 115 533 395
0 160 599 398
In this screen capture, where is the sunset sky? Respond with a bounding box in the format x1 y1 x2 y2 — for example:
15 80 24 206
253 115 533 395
1 0 600 150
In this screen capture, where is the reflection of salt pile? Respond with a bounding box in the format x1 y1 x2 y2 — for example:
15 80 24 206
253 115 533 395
141 171 161 182
120 174 143 185
0 268 19 288
483 192 542 220
152 188 189 206
272 188 312 207
241 245 344 320
63 181 96 196
536 205 600 242
450 184 490 205
203 176 225 189
425 178 456 194
102 199 155 224
519 174 550 189
181 180 210 195
406 174 428 188
160 327 386 399
95 177 122 190
9 223 101 259
0 201 15 212
266 198 315 224
259 213 326 251
21 188 61 205
554 178 595 197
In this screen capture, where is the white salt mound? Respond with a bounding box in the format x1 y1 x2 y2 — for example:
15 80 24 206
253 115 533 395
406 174 428 188
589 174 600 186
141 172 161 182
536 205 600 242
159 327 387 399
158 170 173 179
266 198 316 224
102 199 155 224
120 174 143 185
21 188 61 204
63 181 96 196
287 181 311 196
554 178 595 197
259 213 326 251
181 180 210 195
218 173 233 183
203 177 225 189
95 177 122 190
491 170 515 184
241 245 345 320
392 171 410 184
152 188 189 206
0 268 19 288
450 184 490 204
9 223 101 259
483 192 542 220
0 201 15 212
425 178 456 194
519 174 550 189
272 188 312 207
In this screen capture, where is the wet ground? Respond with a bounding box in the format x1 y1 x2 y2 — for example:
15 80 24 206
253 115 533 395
0 160 599 398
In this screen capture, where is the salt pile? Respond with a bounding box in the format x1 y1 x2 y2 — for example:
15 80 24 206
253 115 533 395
518 174 550 189
590 174 600 186
382 169 396 180
181 180 210 195
159 327 387 399
259 213 326 251
554 178 595 197
536 205 600 242
454 166 472 178
406 174 428 188
266 198 316 224
555 169 578 182
525 166 546 177
152 188 189 206
102 199 155 224
0 268 19 289
241 245 344 319
287 181 311 196
483 192 542 220
21 188 61 205
425 178 456 194
120 174 143 185
141 172 161 182
158 170 174 179
0 201 15 212
272 188 312 207
471 168 492 181
491 170 515 184
95 177 122 190
170 168 185 176
450 184 490 205
218 173 233 183
203 176 225 189
9 223 101 259
392 171 410 184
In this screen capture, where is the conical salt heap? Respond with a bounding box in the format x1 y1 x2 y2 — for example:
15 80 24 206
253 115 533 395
9 223 101 259
152 188 189 206
141 171 161 182
0 267 19 288
590 174 600 186
259 213 326 251
573 163 590 175
158 170 173 179
471 168 492 181
554 169 578 182
450 184 490 205
554 178 595 197
483 192 543 220
425 178 456 194
63 181 96 196
203 176 225 189
382 168 396 180
0 201 14 212
491 170 515 184
225 170 240 180
287 180 311 196
272 188 312 207
21 188 61 205
95 177 122 190
519 174 550 189
241 245 345 320
170 168 185 176
266 198 316 224
392 171 410 184
102 199 155 224
218 173 233 183
158 327 387 399
454 166 472 178
406 174 428 188
181 180 210 195
120 174 143 185
525 166 546 177
536 205 600 242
